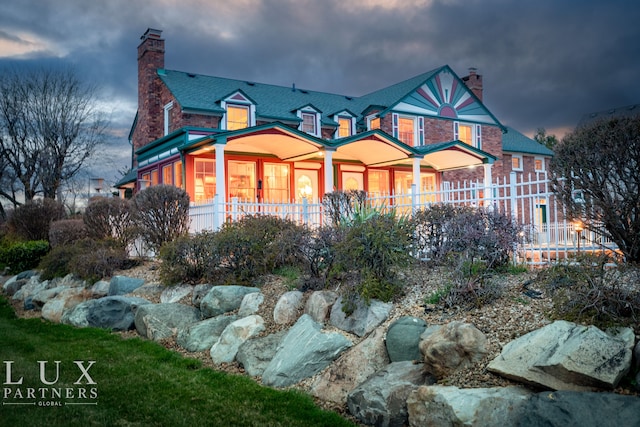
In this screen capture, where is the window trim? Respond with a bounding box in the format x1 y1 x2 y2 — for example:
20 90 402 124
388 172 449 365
534 156 546 172
163 101 174 136
453 121 482 149
298 109 321 137
225 104 250 131
335 115 353 138
367 115 381 131
512 154 523 171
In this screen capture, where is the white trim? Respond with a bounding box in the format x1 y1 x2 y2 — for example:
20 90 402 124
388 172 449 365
453 121 481 149
534 156 546 172
298 107 321 137
163 101 174 136
512 154 523 171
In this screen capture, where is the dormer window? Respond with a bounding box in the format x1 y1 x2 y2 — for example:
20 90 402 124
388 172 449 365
227 105 249 130
368 116 381 130
302 112 316 134
337 116 353 138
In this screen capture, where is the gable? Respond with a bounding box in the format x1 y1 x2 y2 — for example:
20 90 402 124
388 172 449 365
393 68 500 126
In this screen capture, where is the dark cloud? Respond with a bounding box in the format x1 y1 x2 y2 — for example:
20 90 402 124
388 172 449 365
1 0 640 184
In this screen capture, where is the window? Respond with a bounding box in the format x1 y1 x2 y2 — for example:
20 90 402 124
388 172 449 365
398 116 415 146
534 157 545 172
174 161 183 188
512 155 523 171
162 161 183 188
369 116 381 130
194 159 216 202
263 163 290 202
163 102 173 136
338 117 352 138
301 112 316 134
226 105 249 130
454 122 482 149
228 161 256 201
162 164 173 185
367 169 390 196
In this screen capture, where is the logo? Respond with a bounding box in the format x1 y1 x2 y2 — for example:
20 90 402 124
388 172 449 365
3 360 98 407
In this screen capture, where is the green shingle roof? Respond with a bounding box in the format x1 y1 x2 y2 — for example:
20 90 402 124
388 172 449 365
502 126 553 156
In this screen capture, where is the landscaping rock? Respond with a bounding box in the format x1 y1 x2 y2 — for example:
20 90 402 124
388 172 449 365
238 292 264 317
90 280 110 298
487 320 634 390
200 285 260 318
273 290 304 325
13 276 50 303
262 314 352 388
236 330 287 377
32 286 70 310
2 276 27 296
347 361 433 427
134 303 201 341
192 284 214 306
386 316 428 362
61 299 98 328
210 315 265 364
160 284 193 303
108 275 144 296
176 315 238 352
304 290 338 324
407 385 532 427
329 297 392 337
419 321 488 379
86 296 151 330
309 326 390 404
41 288 87 323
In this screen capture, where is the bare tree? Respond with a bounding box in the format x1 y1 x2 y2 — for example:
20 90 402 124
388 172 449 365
550 116 640 263
0 66 108 204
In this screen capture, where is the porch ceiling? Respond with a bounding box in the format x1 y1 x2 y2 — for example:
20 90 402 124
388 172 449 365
226 131 324 161
420 147 486 170
334 137 413 166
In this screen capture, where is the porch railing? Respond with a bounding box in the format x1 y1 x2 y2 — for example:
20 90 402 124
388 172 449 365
189 172 619 265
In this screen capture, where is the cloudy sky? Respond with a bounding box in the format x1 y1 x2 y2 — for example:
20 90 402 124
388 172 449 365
1 0 640 186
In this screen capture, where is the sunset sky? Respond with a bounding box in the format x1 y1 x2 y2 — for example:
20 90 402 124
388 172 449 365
1 0 639 185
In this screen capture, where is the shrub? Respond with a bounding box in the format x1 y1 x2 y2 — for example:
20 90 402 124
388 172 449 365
322 190 367 226
0 240 50 274
131 185 190 254
49 219 87 248
7 198 65 241
159 231 221 285
298 225 344 290
332 207 415 303
84 197 135 246
535 254 640 328
39 238 129 283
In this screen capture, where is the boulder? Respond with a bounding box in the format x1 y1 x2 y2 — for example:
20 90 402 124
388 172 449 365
108 275 144 296
419 321 488 379
134 303 201 341
487 320 634 390
200 286 260 318
86 296 151 330
210 315 265 364
329 297 392 337
304 290 338 323
90 280 110 298
176 315 238 352
13 275 49 303
513 390 640 427
2 277 28 296
407 385 532 427
347 361 433 427
238 292 264 317
273 290 304 325
386 316 428 362
236 330 287 377
309 326 390 404
262 314 352 388
62 299 98 327
32 286 70 310
129 284 165 300
192 284 214 306
160 284 193 303
41 288 88 323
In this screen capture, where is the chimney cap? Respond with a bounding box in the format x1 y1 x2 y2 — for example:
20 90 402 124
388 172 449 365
468 67 478 75
141 28 163 40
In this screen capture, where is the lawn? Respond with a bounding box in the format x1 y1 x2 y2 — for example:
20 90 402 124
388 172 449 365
0 296 355 427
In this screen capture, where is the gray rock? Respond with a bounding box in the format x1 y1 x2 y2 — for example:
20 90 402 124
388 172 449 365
62 300 98 327
329 297 392 337
128 283 164 300
32 286 70 310
419 321 488 379
200 285 260 318
15 270 38 280
386 316 427 362
273 290 304 325
2 276 27 296
309 326 390 405
262 314 352 388
41 288 87 323
108 275 144 296
513 390 640 427
90 280 110 298
176 315 238 352
87 296 151 330
192 284 214 306
134 303 201 341
14 276 51 302
347 361 433 427
210 315 265 364
407 385 532 427
160 284 193 303
304 290 338 323
236 330 287 377
238 292 264 317
487 320 634 390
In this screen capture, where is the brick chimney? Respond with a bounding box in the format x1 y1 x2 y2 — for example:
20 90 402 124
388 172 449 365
134 28 165 155
462 67 483 102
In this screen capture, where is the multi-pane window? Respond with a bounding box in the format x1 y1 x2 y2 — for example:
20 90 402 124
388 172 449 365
512 155 523 171
228 161 256 200
338 117 351 138
534 157 545 172
194 159 216 202
227 105 249 130
369 117 381 130
454 122 482 149
163 102 173 136
162 164 173 185
162 161 183 187
367 169 390 196
398 117 415 146
301 113 316 134
264 163 290 202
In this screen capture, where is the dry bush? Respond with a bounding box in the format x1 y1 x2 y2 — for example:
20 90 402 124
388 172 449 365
49 219 87 248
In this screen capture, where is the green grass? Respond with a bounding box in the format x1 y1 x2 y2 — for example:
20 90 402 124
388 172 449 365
0 296 355 427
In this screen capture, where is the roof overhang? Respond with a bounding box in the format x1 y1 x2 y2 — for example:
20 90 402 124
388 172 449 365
415 140 496 170
331 130 415 166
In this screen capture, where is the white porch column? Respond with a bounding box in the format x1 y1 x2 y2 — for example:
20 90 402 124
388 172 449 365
483 163 493 208
323 148 334 194
412 157 421 189
215 139 226 229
